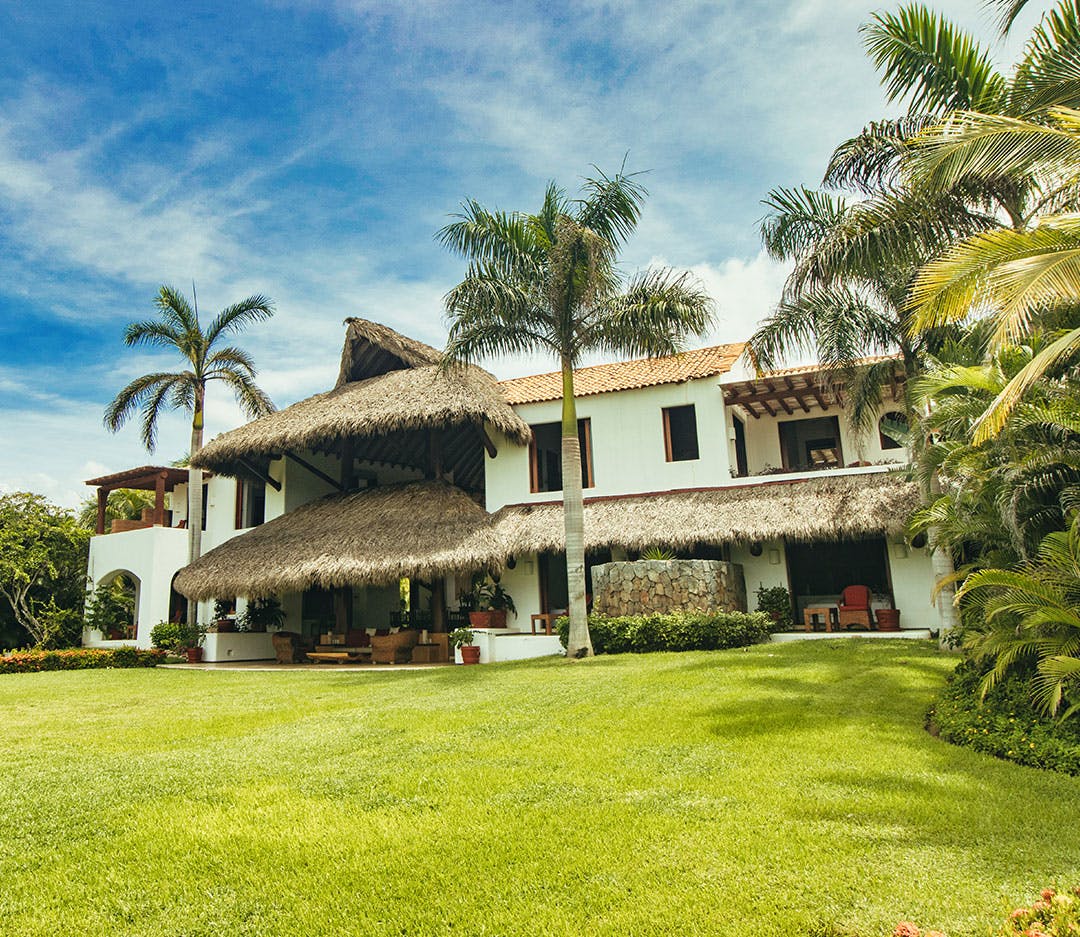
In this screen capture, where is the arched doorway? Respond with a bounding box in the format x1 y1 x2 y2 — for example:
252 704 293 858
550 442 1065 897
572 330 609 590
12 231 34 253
88 571 140 640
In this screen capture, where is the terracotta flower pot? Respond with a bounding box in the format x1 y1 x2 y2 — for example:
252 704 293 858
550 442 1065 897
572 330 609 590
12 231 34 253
460 645 481 665
488 609 507 629
186 647 204 663
468 611 494 629
875 609 901 631
215 619 235 633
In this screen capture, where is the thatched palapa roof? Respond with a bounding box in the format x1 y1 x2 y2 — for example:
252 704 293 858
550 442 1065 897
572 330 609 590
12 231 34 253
492 472 919 553
173 480 506 601
192 318 531 474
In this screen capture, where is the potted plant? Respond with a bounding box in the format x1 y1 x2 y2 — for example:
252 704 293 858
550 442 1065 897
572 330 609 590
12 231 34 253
875 597 900 631
176 621 206 663
212 598 236 633
450 626 480 664
755 584 793 632
466 577 516 628
486 581 516 629
236 596 284 633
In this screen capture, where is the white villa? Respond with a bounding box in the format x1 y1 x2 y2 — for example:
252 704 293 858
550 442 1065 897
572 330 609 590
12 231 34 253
84 318 941 663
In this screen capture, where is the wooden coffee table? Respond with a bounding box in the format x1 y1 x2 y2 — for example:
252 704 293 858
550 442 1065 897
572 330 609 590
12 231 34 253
802 606 837 632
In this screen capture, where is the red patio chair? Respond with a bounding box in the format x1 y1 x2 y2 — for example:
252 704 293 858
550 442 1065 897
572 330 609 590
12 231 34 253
837 585 873 630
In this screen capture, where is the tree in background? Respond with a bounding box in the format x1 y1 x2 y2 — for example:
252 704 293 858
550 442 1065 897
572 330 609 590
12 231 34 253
104 286 276 624
0 493 90 649
77 488 157 531
439 168 714 657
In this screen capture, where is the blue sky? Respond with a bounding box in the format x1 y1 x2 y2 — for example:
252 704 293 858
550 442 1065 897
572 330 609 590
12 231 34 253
0 0 1033 506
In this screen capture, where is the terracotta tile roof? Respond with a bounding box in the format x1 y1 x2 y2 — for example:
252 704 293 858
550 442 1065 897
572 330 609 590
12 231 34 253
499 343 746 405
745 354 901 381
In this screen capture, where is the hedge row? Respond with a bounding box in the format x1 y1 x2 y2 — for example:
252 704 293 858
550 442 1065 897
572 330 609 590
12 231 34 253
0 647 166 674
927 659 1080 775
557 610 770 654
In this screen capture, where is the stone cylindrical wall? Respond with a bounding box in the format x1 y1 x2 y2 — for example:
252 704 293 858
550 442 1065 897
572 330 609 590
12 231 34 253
590 560 747 617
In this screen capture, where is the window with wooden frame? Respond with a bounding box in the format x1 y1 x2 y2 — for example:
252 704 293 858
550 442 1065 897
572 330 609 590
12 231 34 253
528 419 593 493
234 478 267 529
662 405 700 462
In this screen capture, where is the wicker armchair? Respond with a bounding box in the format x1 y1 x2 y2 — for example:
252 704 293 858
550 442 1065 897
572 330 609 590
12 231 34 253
370 629 420 664
837 585 873 630
271 631 308 664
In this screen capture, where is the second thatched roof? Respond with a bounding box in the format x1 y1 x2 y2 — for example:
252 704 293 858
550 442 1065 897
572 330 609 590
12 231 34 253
193 365 532 474
492 471 919 553
173 480 506 601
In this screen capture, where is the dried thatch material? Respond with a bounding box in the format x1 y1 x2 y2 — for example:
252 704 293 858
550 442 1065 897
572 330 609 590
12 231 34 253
173 480 506 601
335 317 443 387
193 363 531 473
493 472 920 553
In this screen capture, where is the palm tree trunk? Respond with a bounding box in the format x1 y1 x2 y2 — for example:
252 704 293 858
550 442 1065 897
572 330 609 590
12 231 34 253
927 472 959 639
561 361 593 659
186 386 205 627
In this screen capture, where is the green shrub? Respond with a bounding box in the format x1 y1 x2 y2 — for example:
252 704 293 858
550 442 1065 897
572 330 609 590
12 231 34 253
927 659 1080 775
754 584 794 632
556 610 770 654
0 648 165 674
149 620 202 650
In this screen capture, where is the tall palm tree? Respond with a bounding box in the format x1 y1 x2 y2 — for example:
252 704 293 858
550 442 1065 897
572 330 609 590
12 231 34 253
438 169 714 658
105 286 276 622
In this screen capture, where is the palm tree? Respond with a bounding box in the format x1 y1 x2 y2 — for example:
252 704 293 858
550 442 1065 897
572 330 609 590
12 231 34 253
438 169 714 658
105 285 276 622
959 512 1080 720
906 105 1080 437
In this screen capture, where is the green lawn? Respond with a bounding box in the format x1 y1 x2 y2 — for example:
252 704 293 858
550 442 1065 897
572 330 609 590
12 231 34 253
1 641 1077 937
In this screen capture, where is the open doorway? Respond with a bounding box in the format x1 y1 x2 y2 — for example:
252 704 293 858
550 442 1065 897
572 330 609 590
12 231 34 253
785 537 890 619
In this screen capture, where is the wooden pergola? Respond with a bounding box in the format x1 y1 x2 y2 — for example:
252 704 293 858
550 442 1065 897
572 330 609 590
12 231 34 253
84 466 193 535
722 359 906 420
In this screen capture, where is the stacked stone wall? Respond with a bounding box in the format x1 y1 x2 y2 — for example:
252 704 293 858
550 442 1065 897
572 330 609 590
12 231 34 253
590 560 747 617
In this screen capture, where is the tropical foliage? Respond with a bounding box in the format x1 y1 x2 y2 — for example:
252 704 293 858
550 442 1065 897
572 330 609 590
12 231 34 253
105 285 276 619
0 493 90 649
76 488 157 531
438 167 714 658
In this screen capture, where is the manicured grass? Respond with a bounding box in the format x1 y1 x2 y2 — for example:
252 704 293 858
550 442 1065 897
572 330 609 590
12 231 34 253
1 641 1077 936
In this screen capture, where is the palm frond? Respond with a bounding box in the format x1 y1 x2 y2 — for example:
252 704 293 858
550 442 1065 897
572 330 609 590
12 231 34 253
1010 0 1080 113
574 164 648 246
759 187 848 263
861 5 1006 115
204 295 275 347
823 115 939 194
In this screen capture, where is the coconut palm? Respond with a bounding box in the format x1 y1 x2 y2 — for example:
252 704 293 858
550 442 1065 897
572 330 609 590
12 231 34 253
105 286 276 622
438 169 714 658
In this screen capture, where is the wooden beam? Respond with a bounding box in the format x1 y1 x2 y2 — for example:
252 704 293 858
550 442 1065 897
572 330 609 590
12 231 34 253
285 451 344 493
238 457 282 492
333 587 353 634
808 390 829 412
428 429 442 481
479 425 497 459
775 396 793 416
744 404 761 420
340 437 354 490
154 471 166 527
760 399 777 417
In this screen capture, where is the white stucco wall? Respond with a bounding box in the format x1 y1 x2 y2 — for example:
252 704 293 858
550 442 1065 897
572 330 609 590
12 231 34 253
486 377 733 511
84 525 189 648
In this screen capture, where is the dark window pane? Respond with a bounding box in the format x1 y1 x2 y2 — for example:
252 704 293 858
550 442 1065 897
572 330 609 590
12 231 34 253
530 419 592 492
664 405 699 461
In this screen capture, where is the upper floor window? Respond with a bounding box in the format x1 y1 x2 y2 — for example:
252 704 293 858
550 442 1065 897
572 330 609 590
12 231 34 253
662 405 699 462
529 419 594 493
235 478 266 529
878 411 907 451
778 416 843 471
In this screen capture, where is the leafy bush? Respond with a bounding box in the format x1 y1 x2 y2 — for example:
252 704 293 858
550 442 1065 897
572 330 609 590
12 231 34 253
556 610 769 654
754 584 793 632
0 647 165 674
927 659 1080 775
149 620 203 651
